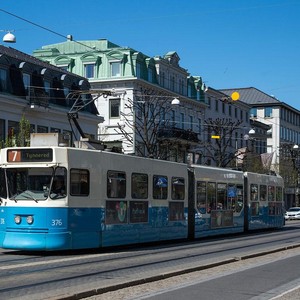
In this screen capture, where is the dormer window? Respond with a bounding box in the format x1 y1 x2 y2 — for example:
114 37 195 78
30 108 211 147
22 73 31 97
148 68 153 83
84 63 95 78
0 68 8 92
58 65 68 71
111 61 121 77
136 63 141 78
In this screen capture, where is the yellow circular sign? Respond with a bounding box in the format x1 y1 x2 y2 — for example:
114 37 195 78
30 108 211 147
231 91 240 101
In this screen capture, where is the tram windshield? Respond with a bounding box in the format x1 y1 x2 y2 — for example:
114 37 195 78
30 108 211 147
5 167 67 201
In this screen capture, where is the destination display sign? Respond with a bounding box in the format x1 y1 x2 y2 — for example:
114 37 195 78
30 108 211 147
7 149 53 162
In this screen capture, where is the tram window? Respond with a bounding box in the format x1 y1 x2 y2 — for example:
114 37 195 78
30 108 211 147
6 168 53 201
250 184 258 201
217 183 227 210
171 177 185 200
0 169 7 198
51 168 67 199
235 184 244 213
131 173 148 199
227 184 236 211
107 171 126 198
276 186 283 201
268 186 275 201
207 182 216 212
153 175 168 199
260 185 267 201
70 169 89 196
196 181 206 214
169 202 184 221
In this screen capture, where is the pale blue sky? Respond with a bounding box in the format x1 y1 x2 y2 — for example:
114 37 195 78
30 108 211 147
1 0 299 109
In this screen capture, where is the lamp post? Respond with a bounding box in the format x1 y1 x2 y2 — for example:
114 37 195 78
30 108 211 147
292 144 300 207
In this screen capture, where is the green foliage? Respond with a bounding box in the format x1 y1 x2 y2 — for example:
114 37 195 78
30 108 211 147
16 115 30 147
0 115 31 149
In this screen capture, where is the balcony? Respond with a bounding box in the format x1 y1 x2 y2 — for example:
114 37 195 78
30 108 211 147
158 126 199 144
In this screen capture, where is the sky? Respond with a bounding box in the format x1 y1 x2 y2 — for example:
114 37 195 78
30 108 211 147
1 0 300 109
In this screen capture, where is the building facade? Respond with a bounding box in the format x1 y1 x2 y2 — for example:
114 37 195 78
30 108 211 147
221 87 300 207
33 39 253 165
33 39 207 162
0 44 101 145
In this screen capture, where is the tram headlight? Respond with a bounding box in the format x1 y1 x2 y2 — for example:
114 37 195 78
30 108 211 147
26 215 34 225
14 215 21 224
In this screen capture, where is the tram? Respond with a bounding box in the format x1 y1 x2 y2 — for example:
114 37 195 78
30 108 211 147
0 134 284 251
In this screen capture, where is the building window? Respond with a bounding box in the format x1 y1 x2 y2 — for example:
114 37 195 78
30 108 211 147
250 108 257 118
44 80 51 96
188 84 192 97
110 98 120 118
161 72 165 87
198 119 202 134
148 68 153 83
136 63 141 78
160 107 166 124
84 63 95 78
111 61 121 77
37 125 48 133
207 97 211 108
50 128 61 133
215 99 218 112
0 68 8 92
229 105 232 116
58 65 68 71
23 73 31 97
180 113 184 129
171 76 175 91
189 116 193 130
180 79 184 95
0 119 5 141
265 107 273 118
171 110 175 126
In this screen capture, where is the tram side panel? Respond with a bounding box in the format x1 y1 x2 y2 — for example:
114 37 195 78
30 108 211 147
192 165 245 239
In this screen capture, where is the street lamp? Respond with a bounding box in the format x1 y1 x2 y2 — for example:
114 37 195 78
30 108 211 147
1 30 16 43
171 97 180 105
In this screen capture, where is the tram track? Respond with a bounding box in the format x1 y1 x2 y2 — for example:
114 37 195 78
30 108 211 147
0 224 300 299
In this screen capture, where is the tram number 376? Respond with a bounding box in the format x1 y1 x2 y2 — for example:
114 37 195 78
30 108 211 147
51 219 63 226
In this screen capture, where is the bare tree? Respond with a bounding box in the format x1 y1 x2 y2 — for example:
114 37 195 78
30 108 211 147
116 90 175 158
278 143 299 188
201 118 243 167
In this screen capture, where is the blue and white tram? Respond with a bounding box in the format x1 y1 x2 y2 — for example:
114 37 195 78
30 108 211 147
0 137 285 251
